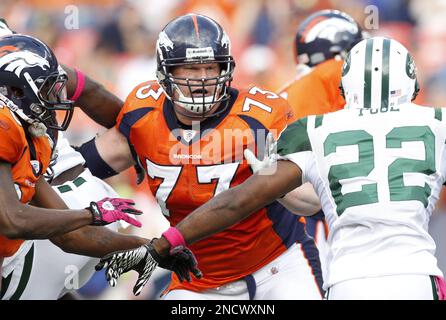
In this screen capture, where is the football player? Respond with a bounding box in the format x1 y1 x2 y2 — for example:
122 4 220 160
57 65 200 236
248 10 365 282
82 14 323 299
280 10 365 117
0 34 197 299
102 37 446 300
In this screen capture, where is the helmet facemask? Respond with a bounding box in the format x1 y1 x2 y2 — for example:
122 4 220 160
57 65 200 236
34 68 74 131
158 56 235 118
155 14 236 119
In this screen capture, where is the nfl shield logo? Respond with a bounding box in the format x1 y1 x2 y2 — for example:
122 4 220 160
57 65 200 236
30 160 40 175
182 130 197 143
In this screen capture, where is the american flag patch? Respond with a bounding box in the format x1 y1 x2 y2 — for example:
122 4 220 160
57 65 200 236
390 89 401 97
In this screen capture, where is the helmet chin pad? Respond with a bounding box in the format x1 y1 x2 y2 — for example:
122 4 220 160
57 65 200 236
171 81 224 115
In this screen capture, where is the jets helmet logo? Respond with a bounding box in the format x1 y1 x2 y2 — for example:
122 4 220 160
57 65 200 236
406 53 417 80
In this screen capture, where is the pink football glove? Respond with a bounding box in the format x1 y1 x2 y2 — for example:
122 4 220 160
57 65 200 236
87 197 142 227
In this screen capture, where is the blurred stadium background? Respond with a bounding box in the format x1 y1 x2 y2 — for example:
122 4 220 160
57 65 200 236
2 0 446 299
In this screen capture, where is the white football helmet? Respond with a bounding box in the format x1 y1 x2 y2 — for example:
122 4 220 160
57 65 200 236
340 37 419 109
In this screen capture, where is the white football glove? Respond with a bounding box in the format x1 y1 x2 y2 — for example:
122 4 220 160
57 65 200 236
244 132 276 174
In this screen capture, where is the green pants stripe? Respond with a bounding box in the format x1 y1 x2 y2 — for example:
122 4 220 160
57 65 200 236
1 244 34 300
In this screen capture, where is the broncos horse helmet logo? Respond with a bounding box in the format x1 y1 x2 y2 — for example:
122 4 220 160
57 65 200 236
0 47 50 77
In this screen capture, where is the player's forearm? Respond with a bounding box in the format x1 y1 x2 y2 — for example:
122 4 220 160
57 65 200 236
77 81 123 128
93 128 136 172
64 65 123 128
176 187 255 245
154 161 303 256
278 183 321 216
3 204 93 240
153 184 266 256
50 226 149 257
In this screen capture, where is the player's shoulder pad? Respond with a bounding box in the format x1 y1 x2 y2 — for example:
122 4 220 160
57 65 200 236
233 85 294 128
277 116 313 156
0 107 23 137
0 108 26 160
117 81 164 140
314 58 343 82
277 79 295 98
122 80 165 113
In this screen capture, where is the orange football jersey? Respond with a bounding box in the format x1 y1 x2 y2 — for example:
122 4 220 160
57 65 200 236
116 81 309 292
0 107 52 257
280 58 346 119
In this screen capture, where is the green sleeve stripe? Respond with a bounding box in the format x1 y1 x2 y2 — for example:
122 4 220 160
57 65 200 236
277 117 312 156
73 177 87 187
435 108 442 121
57 185 72 193
315 115 323 128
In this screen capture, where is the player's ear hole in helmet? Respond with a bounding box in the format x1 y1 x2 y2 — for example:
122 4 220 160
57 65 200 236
156 14 235 118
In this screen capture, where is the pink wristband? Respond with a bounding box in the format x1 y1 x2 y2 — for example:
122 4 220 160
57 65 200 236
161 227 186 254
70 68 85 102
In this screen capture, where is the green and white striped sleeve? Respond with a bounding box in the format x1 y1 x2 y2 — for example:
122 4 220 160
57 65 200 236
276 117 314 184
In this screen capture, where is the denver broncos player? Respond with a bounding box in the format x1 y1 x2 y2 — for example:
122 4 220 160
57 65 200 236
0 34 156 299
104 36 446 300
280 10 365 117
82 14 323 299
1 21 133 299
275 10 365 281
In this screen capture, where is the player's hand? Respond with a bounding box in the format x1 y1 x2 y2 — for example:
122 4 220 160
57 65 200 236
95 240 201 296
156 244 202 283
87 197 142 227
244 132 276 173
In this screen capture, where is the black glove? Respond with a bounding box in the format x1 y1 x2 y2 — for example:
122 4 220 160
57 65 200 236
154 244 202 283
95 240 202 296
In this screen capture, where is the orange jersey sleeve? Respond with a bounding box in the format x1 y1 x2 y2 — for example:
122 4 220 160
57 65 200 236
0 111 22 258
116 80 164 142
0 108 52 258
233 86 295 142
280 59 346 120
0 109 23 164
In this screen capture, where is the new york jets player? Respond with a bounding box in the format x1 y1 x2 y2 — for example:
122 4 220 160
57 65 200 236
101 37 446 300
